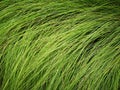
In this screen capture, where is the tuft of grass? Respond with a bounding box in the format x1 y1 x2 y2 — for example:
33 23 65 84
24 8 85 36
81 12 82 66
0 0 120 90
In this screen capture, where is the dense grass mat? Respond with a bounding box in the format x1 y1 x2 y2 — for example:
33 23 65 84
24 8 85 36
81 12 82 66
0 0 120 90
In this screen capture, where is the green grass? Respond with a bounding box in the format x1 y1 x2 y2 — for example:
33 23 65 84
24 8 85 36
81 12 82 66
0 0 120 90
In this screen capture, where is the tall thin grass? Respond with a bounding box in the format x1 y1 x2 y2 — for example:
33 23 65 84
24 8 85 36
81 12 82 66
0 0 120 90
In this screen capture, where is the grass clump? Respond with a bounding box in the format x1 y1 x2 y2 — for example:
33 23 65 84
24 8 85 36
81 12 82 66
0 0 120 90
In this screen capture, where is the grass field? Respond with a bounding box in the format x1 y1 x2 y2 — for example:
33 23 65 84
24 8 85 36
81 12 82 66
0 0 120 90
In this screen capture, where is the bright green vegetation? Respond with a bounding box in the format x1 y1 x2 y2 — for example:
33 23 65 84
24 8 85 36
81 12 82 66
0 0 120 90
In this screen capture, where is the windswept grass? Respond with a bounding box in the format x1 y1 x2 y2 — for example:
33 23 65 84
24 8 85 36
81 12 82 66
0 0 120 90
